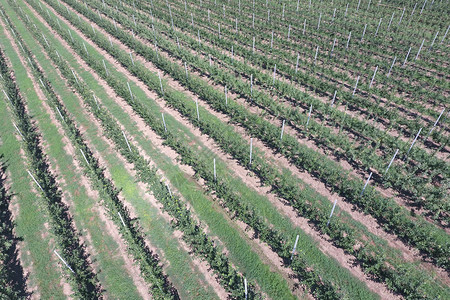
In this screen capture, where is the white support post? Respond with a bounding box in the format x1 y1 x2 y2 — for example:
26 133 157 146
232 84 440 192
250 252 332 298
231 46 234 62
244 278 248 300
295 53 300 73
27 170 44 192
91 23 96 35
249 138 253 165
252 13 255 28
42 34 49 47
407 128 422 154
103 59 109 76
71 69 79 86
196 99 200 121
129 52 135 66
109 36 113 48
403 47 411 66
132 15 137 27
427 108 445 137
415 39 425 60
127 82 133 100
398 7 406 25
411 2 418 16
235 18 238 33
225 86 228 105
317 13 321 30
250 74 253 97
280 120 285 140
113 19 117 30
122 130 132 152
375 18 382 36
361 24 367 42
54 250 75 273
213 158 216 181
158 72 163 94
384 149 399 175
83 42 89 56
306 104 312 129
331 38 336 57
346 31 351 49
360 172 373 196
198 30 201 46
270 31 274 49
267 9 270 22
290 235 299 260
55 50 61 60
440 25 449 44
313 46 319 65
273 64 276 85
420 0 428 15
166 183 173 197
118 212 126 227
252 36 255 53
184 62 188 79
387 12 395 30
367 0 371 10
331 90 337 107
369 66 378 88
345 3 349 17
93 94 100 109
282 3 285 19
56 106 64 121
357 0 361 11
327 199 338 226
297 0 300 11
352 76 360 96
162 113 167 132
332 8 336 21
387 56 396 77
209 54 212 67
429 30 439 51
303 19 306 35
287 25 291 41
79 149 89 166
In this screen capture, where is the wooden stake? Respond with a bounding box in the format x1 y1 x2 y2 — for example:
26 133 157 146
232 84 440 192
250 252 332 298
290 235 299 260
327 199 338 226
360 172 373 196
384 149 399 174
369 66 378 88
54 250 75 273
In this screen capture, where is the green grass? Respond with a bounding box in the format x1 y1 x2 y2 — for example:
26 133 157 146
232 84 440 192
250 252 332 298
16 1 299 298
5 2 220 298
0 35 67 300
0 17 145 298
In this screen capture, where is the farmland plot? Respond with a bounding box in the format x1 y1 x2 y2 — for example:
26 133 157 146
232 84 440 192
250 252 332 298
1 0 449 299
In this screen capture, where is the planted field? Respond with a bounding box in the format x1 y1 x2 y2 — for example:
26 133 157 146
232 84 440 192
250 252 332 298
0 0 448 299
